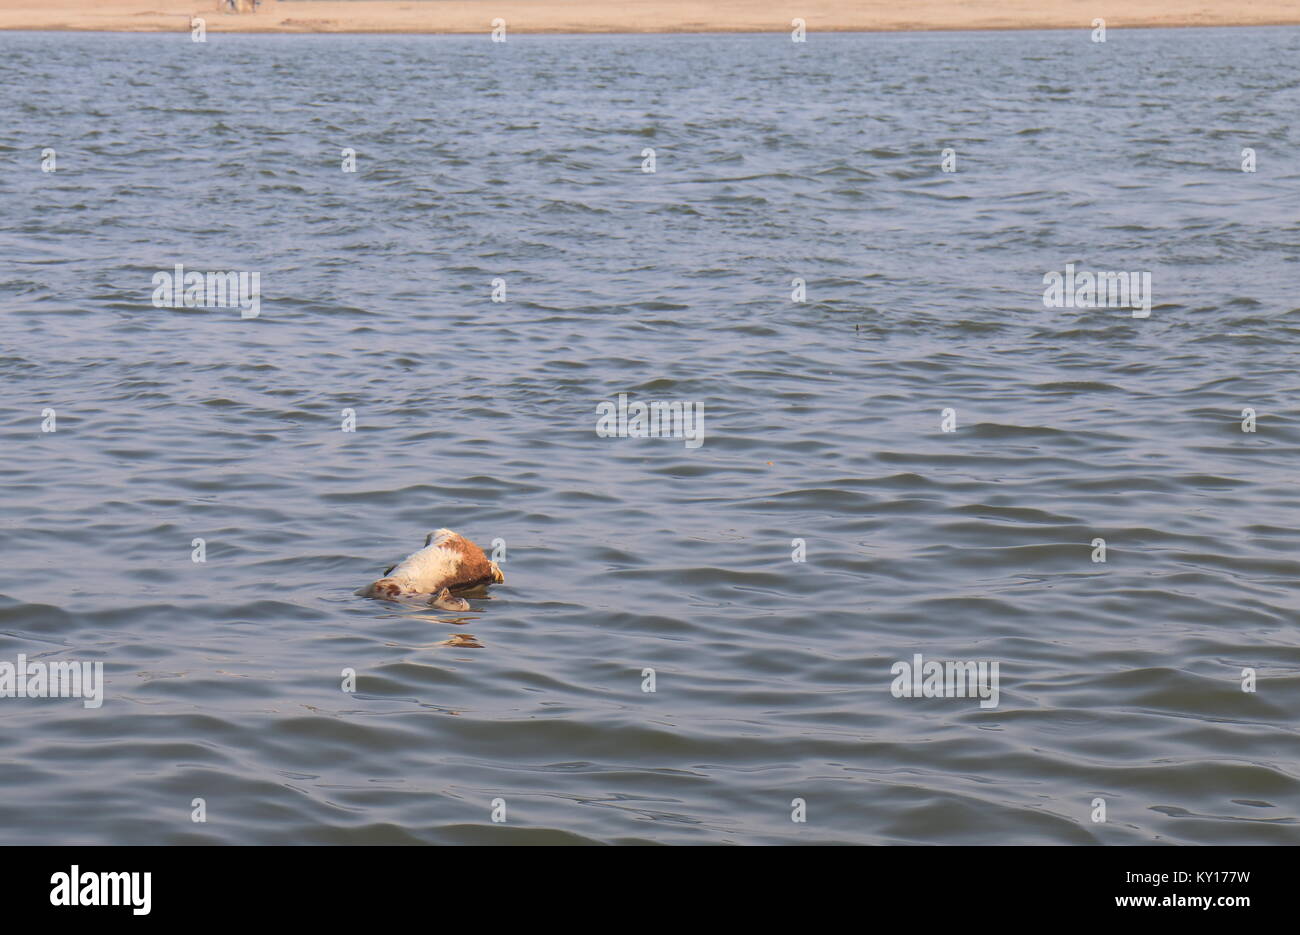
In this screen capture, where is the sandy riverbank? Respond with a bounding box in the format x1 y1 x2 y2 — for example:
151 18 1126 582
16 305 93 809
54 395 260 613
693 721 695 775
1 0 1298 35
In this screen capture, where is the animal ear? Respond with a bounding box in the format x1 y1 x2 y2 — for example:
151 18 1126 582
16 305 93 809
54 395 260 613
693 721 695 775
424 532 435 546
437 588 451 599
383 565 395 576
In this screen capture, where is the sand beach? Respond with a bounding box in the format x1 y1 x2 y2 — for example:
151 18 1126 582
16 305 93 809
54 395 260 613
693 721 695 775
1 0 1297 34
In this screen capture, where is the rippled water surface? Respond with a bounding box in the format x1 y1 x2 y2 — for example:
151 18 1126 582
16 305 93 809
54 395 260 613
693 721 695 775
1 29 1298 845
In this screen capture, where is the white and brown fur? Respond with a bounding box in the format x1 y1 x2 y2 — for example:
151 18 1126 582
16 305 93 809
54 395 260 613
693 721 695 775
359 529 503 607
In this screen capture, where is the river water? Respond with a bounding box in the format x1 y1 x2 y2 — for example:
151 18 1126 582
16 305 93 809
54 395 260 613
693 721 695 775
0 28 1297 844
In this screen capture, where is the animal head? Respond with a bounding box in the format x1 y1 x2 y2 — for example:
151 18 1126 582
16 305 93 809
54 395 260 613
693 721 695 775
432 587 471 612
489 562 505 584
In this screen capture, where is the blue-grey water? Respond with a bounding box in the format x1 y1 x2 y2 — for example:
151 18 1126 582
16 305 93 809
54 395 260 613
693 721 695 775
1 28 1298 845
